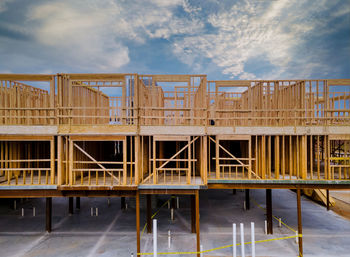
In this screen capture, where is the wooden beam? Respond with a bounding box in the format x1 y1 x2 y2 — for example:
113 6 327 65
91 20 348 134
245 189 250 210
297 189 303 257
215 136 219 179
50 139 55 185
266 189 273 234
195 190 200 257
136 191 141 255
326 189 330 211
191 195 196 233
46 197 52 233
0 74 54 81
147 195 152 233
68 197 73 215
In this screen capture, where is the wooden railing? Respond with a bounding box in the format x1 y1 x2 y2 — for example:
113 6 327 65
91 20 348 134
0 159 53 185
72 168 124 186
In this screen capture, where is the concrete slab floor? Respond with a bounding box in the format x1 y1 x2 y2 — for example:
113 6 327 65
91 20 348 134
0 189 349 257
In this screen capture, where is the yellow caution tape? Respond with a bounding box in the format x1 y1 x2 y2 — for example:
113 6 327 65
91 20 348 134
250 197 297 233
137 234 302 255
138 196 302 256
141 196 175 237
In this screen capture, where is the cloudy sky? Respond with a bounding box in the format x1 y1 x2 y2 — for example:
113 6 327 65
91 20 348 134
0 0 349 80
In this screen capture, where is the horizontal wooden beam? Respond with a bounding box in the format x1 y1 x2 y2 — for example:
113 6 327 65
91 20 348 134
0 74 54 81
0 135 53 141
207 183 350 190
328 79 350 85
0 190 137 198
67 73 128 81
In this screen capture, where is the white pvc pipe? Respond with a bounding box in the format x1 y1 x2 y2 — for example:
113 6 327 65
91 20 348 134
200 244 203 257
279 218 282 227
251 222 255 257
176 197 179 209
295 231 298 244
232 223 236 257
244 201 246 211
21 208 24 217
96 208 98 216
168 230 171 249
33 207 36 217
264 220 267 235
240 223 245 257
153 219 157 257
171 208 174 221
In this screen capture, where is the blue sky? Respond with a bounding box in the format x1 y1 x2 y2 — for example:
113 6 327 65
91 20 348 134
0 0 349 80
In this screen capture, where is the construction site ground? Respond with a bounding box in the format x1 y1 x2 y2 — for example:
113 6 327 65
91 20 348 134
0 189 349 257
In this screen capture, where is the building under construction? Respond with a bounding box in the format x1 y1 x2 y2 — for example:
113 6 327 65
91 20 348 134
0 73 349 256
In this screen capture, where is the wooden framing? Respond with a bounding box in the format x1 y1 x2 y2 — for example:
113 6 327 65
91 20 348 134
0 73 349 189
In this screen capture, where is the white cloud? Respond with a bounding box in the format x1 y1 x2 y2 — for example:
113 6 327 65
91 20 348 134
24 0 203 71
27 1 129 71
0 0 13 13
173 0 348 79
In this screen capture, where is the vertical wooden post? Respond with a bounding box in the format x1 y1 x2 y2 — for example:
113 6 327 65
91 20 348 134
191 195 196 233
50 138 55 185
57 136 62 186
188 137 192 184
136 191 141 255
153 139 156 184
326 189 330 211
266 189 273 234
275 136 279 179
203 136 208 184
248 137 252 179
327 136 331 180
147 195 152 233
245 189 250 210
68 197 73 215
50 77 55 125
46 197 52 233
123 138 127 185
297 189 303 257
262 136 266 179
135 136 140 185
195 190 200 257
69 139 73 186
216 136 219 179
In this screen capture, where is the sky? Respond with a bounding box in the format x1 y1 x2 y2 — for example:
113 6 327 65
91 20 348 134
0 0 349 80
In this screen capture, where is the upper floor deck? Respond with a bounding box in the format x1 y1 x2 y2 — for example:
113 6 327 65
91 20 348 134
0 74 349 132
